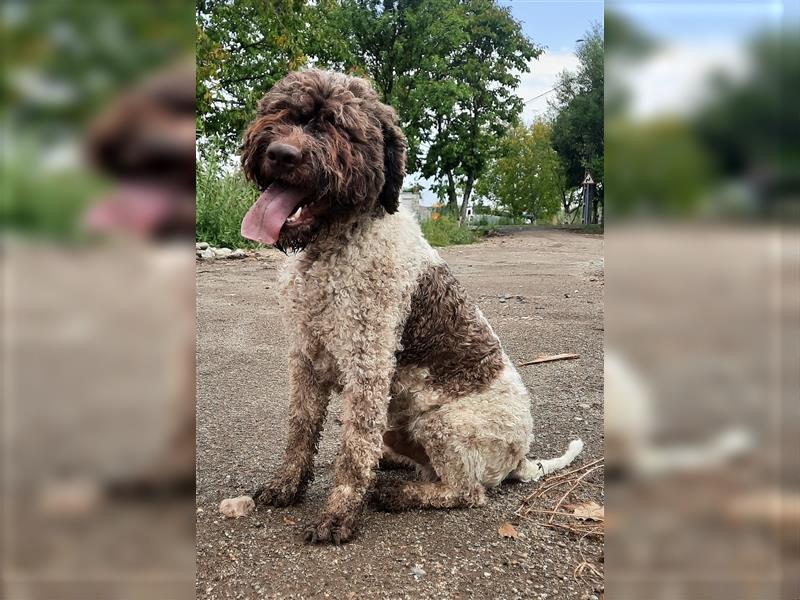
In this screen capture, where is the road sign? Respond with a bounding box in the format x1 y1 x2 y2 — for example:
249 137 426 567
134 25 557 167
582 173 595 186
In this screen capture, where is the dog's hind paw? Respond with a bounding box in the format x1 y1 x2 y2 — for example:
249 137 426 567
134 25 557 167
371 480 408 512
303 511 357 545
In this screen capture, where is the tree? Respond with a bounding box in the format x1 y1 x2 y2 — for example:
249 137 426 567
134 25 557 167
549 23 604 219
418 0 539 222
310 0 470 171
475 121 563 222
195 0 539 223
196 0 312 150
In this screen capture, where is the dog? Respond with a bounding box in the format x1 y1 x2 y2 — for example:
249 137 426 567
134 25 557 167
239 70 583 544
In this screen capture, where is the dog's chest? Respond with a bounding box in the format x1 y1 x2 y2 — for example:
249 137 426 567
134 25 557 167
280 250 411 360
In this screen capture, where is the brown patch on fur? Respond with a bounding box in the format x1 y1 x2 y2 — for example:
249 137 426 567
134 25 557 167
382 430 430 466
397 264 504 396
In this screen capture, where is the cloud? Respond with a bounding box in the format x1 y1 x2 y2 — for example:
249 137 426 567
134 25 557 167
518 50 580 123
617 40 752 122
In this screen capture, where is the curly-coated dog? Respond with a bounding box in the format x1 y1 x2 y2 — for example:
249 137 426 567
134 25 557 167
239 70 583 544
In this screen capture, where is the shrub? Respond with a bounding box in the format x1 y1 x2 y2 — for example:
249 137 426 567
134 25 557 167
420 216 477 247
196 157 262 249
1 143 107 242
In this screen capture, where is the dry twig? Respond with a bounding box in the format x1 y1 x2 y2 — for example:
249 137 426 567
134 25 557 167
517 353 579 367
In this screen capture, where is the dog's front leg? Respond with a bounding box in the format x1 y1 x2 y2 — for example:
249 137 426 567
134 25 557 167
254 351 332 507
303 369 391 545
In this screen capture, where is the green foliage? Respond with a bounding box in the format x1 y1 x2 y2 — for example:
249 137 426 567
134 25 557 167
1 145 107 241
196 152 262 249
414 0 540 220
550 23 604 197
5 1 193 131
476 121 564 221
420 216 477 247
196 0 313 149
196 0 538 224
605 119 711 217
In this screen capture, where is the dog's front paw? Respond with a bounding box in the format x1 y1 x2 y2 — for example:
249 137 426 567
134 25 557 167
303 511 357 545
252 478 303 508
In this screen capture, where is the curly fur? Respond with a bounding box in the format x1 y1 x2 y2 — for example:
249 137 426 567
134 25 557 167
243 70 582 545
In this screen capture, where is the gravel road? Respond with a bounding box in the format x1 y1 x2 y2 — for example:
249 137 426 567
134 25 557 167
196 227 604 600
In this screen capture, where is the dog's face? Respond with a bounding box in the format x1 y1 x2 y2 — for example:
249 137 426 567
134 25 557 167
240 70 406 251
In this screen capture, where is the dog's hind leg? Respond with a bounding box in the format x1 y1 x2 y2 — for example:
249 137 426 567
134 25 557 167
379 444 418 470
373 478 486 511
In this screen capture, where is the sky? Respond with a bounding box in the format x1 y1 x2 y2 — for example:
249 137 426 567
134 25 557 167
499 0 604 123
608 1 783 122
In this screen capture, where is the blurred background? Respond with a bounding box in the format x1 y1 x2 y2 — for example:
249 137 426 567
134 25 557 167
2 1 195 599
605 1 798 599
3 0 799 598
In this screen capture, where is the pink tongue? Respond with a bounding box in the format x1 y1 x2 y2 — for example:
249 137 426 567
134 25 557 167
240 184 306 244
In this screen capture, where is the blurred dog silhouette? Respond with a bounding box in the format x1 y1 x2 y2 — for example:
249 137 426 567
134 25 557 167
605 350 753 479
83 61 196 497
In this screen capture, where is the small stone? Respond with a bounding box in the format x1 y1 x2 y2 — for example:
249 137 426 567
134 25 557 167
483 572 491 578
214 247 233 258
198 249 215 260
219 495 255 518
196 242 209 250
410 564 426 579
229 249 247 259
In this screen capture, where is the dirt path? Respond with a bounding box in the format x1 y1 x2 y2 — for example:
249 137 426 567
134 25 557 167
196 228 604 600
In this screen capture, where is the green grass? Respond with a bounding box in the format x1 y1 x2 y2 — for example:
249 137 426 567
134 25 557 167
196 159 263 249
2 149 108 242
420 216 478 247
198 161 484 249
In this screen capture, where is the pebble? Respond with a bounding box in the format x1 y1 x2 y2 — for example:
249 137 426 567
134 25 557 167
410 564 426 579
196 243 250 260
219 495 255 518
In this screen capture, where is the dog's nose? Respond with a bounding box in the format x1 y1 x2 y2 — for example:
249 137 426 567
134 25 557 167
266 142 301 168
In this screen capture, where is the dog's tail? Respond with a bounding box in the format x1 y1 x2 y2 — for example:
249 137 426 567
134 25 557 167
510 439 585 482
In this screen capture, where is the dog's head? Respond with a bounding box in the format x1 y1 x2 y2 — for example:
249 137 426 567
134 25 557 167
239 70 406 251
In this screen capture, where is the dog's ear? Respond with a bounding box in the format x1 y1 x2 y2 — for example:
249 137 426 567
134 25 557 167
377 108 407 215
240 118 267 189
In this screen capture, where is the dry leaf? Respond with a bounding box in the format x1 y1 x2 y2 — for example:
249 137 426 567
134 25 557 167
498 522 519 539
571 501 604 521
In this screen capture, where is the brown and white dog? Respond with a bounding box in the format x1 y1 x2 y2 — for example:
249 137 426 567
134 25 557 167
239 70 582 544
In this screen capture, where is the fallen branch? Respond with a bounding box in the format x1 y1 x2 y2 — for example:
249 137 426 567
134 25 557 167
517 457 605 508
518 353 579 367
514 457 605 584
549 465 604 523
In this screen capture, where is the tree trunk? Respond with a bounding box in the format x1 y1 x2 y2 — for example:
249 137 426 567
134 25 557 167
445 172 458 212
459 173 475 225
